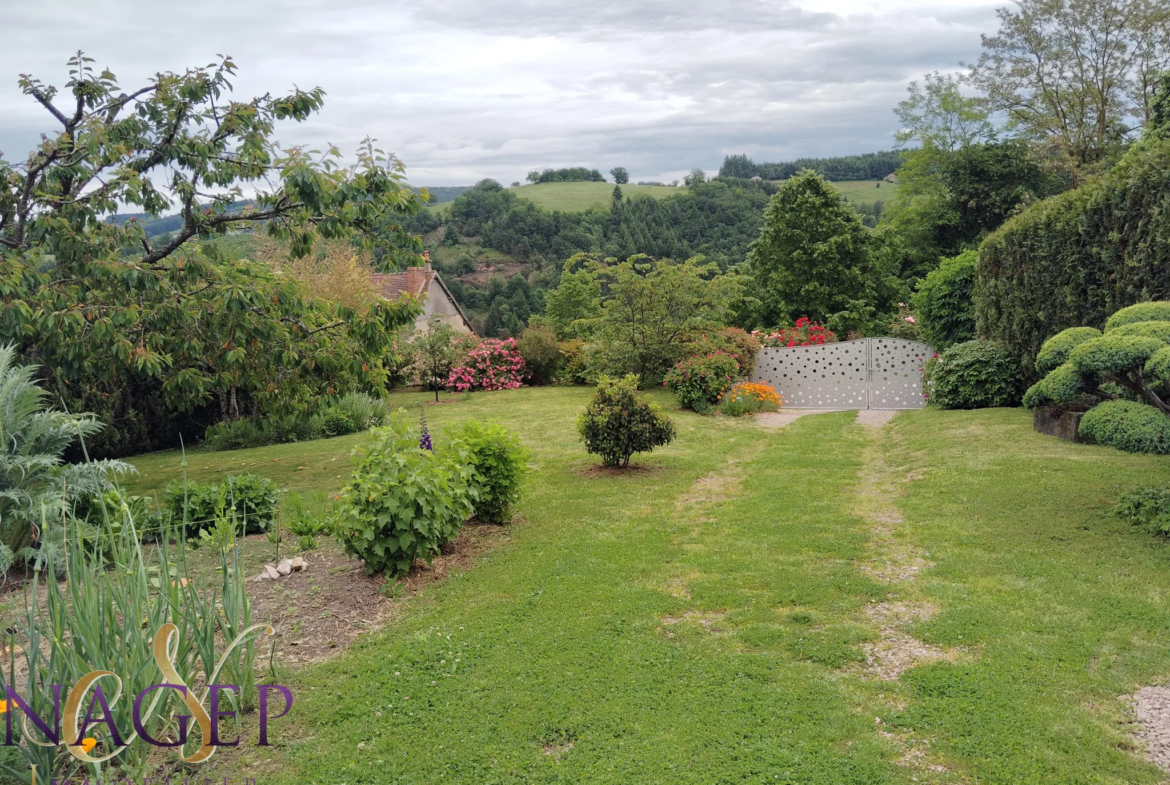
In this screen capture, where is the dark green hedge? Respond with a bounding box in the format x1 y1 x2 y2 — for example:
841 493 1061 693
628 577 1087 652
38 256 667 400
975 138 1170 379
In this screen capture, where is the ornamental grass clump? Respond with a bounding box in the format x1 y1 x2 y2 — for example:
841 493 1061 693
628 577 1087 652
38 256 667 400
336 411 475 576
579 375 675 468
718 381 783 417
663 351 740 413
448 338 526 392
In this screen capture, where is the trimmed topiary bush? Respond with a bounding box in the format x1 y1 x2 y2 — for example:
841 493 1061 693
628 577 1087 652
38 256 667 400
912 250 977 350
926 340 1020 409
579 375 675 468
1079 400 1170 454
336 412 475 576
1105 302 1170 331
1109 321 1170 342
1067 334 1165 376
453 420 529 523
1035 327 1102 375
664 351 740 413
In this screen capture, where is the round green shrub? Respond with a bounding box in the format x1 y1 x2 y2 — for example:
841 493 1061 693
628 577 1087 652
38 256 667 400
912 250 977 350
1104 301 1170 331
1035 327 1102 375
1068 335 1165 376
453 420 529 523
336 412 475 576
321 409 356 437
1079 400 1170 454
927 340 1021 409
1107 320 1170 342
664 351 740 414
1022 363 1090 409
579 375 676 468
164 472 278 534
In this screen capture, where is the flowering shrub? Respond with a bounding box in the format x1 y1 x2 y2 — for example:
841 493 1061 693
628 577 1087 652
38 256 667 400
448 338 526 391
753 317 837 347
684 327 762 378
718 381 784 416
663 351 740 413
885 302 922 340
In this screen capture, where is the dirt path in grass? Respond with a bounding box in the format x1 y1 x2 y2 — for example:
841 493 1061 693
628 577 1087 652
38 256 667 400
851 410 964 778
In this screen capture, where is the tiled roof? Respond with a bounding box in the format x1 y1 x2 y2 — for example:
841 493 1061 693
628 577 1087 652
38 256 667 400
369 269 435 299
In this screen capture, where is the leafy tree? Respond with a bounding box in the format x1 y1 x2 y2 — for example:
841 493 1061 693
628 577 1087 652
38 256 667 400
543 255 602 338
969 0 1170 173
747 171 889 333
684 168 707 187
895 72 995 152
610 167 630 184
409 315 462 401
585 255 745 385
0 54 424 455
719 151 903 181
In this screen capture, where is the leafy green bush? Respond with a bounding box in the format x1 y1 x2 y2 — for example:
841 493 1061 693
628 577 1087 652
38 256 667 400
203 415 323 451
518 325 562 385
1034 327 1102 375
664 351 740 413
336 412 475 575
1114 486 1170 536
912 250 977 350
976 138 1170 376
685 328 761 379
578 375 676 468
926 340 1020 409
556 339 590 385
1079 400 1170 454
321 408 357 437
165 472 278 534
453 420 529 523
1109 320 1170 342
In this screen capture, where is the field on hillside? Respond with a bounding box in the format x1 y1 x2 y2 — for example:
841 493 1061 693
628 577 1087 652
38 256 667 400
430 178 897 215
117 389 1170 784
828 179 899 206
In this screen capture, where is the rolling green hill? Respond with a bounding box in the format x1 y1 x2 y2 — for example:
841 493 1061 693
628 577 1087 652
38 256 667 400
830 179 899 207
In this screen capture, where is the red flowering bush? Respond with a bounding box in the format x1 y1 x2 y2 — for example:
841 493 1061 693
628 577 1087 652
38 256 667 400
447 338 526 391
753 317 837 348
663 351 740 413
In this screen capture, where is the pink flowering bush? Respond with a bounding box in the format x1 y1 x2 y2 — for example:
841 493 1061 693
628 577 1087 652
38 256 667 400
447 338 526 391
752 317 837 347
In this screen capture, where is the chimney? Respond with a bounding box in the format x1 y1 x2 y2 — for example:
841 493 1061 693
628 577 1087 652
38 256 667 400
406 262 430 295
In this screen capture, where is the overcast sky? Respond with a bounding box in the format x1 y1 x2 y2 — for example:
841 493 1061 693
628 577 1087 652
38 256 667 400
2 0 999 187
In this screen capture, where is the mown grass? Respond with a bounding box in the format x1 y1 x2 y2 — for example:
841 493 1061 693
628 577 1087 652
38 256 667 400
829 179 900 207
125 393 1170 783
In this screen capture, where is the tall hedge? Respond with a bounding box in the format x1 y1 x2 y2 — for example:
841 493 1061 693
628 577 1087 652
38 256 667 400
975 138 1170 378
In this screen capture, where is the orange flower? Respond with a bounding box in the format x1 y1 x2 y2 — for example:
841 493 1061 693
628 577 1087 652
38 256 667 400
0 700 8 714
81 738 97 753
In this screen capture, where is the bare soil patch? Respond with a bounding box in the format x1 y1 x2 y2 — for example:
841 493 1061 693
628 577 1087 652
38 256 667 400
855 409 898 427
575 463 662 478
755 409 842 428
251 523 507 668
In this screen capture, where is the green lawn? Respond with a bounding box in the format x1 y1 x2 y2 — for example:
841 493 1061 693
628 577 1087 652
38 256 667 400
126 390 1170 783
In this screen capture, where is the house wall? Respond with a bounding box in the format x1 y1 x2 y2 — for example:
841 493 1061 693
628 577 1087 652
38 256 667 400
417 278 472 333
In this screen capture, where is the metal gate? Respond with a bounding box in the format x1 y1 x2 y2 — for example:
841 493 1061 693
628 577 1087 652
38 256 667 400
751 338 933 410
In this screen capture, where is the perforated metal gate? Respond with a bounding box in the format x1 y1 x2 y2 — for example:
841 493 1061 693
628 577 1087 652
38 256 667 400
751 338 933 410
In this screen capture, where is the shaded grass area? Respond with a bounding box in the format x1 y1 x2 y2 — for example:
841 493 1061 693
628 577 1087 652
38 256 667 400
125 394 1170 783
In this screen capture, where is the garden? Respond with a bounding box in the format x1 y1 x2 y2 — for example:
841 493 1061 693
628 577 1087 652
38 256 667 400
6 34 1170 785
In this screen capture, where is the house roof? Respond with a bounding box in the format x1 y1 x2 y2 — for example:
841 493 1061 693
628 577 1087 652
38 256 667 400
370 266 475 333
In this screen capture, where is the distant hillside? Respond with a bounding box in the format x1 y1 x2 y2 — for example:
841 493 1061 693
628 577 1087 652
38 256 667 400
419 186 471 204
106 199 254 238
720 151 902 182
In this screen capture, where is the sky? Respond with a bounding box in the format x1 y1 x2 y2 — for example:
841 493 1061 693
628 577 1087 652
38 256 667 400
1 0 1000 187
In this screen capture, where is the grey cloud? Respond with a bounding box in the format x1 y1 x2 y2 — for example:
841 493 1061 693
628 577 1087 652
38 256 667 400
1 0 1000 186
